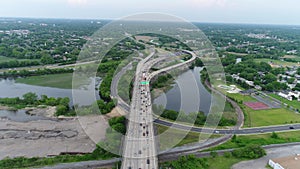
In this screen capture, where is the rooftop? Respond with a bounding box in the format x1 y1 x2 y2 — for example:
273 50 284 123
272 154 300 169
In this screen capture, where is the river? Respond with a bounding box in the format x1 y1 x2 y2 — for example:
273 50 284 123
153 67 212 114
1 67 211 120
0 77 101 121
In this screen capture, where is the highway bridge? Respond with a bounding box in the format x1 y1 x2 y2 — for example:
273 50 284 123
121 49 198 169
121 50 158 169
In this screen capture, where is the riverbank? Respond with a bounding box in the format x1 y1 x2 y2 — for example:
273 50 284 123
14 73 94 89
0 103 58 118
0 98 126 160
25 106 56 118
0 105 13 111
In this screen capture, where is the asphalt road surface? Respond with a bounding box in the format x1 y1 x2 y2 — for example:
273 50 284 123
121 49 158 169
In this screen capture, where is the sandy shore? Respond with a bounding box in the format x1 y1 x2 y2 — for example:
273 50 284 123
0 114 108 160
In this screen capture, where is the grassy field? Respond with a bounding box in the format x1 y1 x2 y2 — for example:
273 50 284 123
281 55 300 62
226 52 248 56
162 154 247 169
282 55 298 59
0 56 14 63
207 156 246 169
269 93 300 110
227 93 256 102
15 73 90 89
248 108 300 127
209 130 300 151
227 93 300 127
156 125 222 150
254 58 300 67
0 56 40 64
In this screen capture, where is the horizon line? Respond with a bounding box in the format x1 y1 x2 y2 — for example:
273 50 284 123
0 16 300 27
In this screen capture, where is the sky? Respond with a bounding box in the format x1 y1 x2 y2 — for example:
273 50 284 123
0 0 300 25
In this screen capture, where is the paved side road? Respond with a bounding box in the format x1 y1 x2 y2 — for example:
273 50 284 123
232 144 300 169
39 142 300 169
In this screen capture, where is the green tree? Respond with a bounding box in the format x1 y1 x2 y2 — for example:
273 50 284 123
22 92 38 104
163 155 209 169
56 105 68 116
232 144 266 159
111 123 126 134
231 134 237 142
41 54 55 65
59 97 70 108
263 73 277 84
287 78 296 84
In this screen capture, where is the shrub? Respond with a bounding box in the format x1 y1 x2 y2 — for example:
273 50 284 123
210 151 218 158
232 144 266 159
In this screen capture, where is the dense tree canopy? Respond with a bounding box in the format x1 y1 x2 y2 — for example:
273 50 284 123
162 155 209 169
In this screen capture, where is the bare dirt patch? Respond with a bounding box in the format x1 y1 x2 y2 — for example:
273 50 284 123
106 107 126 119
134 36 153 42
0 115 108 160
282 55 297 59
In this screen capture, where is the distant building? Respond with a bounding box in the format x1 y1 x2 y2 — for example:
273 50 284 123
240 89 256 95
287 83 296 89
278 91 292 101
236 58 242 64
286 50 297 55
286 70 297 76
295 74 300 80
269 154 300 169
277 91 300 101
255 85 262 90
245 80 254 86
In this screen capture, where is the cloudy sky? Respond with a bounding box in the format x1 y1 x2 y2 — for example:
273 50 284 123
0 0 299 25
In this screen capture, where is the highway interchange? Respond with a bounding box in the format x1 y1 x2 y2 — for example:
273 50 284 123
111 51 300 137
111 46 300 168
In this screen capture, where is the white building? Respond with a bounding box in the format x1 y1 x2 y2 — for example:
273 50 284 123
278 92 292 101
277 91 300 101
236 58 242 64
269 159 284 169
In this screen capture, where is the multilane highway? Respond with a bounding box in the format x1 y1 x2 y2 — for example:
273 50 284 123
121 50 158 169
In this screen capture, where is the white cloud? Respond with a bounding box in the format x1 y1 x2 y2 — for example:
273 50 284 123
67 0 88 6
189 0 230 8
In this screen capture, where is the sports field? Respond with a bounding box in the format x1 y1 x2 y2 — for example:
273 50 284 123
244 102 269 110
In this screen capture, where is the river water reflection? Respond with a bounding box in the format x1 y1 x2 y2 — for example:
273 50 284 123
0 78 101 121
153 67 212 114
